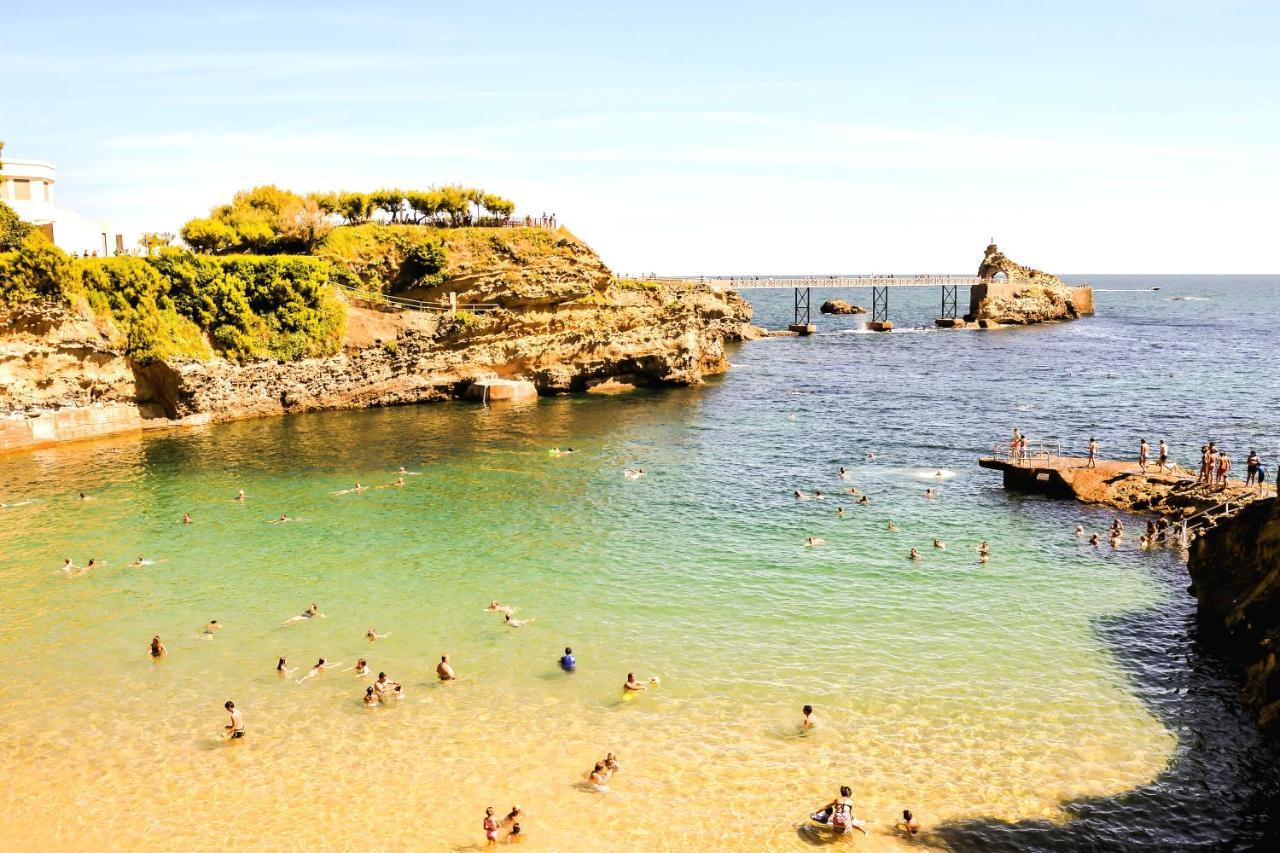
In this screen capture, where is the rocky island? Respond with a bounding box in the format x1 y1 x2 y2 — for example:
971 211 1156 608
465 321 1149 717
965 243 1094 326
0 186 753 453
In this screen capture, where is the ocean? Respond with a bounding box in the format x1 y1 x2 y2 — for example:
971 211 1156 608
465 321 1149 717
0 276 1277 849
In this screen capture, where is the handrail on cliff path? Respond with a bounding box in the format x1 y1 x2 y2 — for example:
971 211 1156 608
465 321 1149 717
1156 497 1245 544
332 283 500 314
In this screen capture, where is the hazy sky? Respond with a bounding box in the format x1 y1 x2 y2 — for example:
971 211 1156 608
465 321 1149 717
3 1 1276 272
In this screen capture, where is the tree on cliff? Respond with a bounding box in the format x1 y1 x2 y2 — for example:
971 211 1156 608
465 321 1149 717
0 201 32 252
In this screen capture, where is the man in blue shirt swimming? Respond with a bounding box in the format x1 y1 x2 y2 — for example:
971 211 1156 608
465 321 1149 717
559 647 576 672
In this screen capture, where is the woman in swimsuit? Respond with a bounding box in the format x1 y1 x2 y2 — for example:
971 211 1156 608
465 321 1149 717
149 636 166 658
483 807 499 845
363 686 378 707
276 657 295 677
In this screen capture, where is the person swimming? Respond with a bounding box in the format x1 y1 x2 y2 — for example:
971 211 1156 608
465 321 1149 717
363 685 379 707
838 467 848 479
268 514 292 524
925 488 936 499
276 656 295 677
485 600 516 615
235 489 245 501
603 754 620 774
932 539 945 549
346 658 370 676
794 490 807 500
504 612 535 628
836 507 845 518
909 548 921 560
437 654 457 681
804 537 825 546
887 521 898 531
1090 533 1101 546
149 636 166 658
283 603 324 625
182 513 192 524
623 468 645 480
367 627 390 641
297 657 341 684
813 490 825 500
978 541 990 557
587 762 610 791
858 495 870 505
1075 525 1085 536
393 476 405 487
559 647 576 672
623 672 657 692
60 558 76 574
128 556 158 567
202 620 222 638
801 704 816 730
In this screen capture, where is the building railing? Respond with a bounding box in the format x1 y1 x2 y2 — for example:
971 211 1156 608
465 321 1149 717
990 439 1061 465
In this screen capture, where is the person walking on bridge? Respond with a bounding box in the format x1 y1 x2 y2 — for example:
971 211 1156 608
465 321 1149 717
1086 437 1098 469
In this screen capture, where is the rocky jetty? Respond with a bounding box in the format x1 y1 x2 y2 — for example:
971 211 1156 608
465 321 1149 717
819 299 865 315
0 229 753 451
1188 497 1280 735
966 244 1093 325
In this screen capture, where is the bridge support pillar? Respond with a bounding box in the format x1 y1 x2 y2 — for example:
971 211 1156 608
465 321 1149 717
935 284 965 327
869 286 892 331
789 287 815 335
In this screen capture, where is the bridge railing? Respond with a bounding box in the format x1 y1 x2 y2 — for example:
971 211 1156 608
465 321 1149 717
1156 498 1245 544
991 439 1061 465
615 274 996 290
332 283 500 314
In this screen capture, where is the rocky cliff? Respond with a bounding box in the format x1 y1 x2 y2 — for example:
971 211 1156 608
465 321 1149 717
966 243 1092 325
1187 497 1280 735
0 228 753 450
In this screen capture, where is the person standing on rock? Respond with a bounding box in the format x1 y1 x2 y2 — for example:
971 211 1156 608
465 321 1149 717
1217 450 1231 489
1139 439 1150 472
1157 439 1170 473
1086 438 1098 469
1246 450 1260 486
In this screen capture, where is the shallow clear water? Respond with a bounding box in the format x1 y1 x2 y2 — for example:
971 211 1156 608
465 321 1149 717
0 276 1277 849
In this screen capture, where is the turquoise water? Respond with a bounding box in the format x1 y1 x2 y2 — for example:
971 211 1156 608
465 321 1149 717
0 277 1276 848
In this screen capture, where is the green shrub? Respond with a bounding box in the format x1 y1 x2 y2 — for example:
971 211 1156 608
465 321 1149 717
0 232 77 304
0 201 33 252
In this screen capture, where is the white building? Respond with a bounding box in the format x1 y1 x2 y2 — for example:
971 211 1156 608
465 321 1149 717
0 157 124 256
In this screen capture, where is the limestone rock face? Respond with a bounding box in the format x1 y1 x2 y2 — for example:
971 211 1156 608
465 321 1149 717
1188 498 1280 735
0 235 753 450
967 243 1090 325
819 299 866 315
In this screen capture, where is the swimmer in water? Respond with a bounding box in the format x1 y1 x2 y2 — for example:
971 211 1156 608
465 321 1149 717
925 488 936 499
559 647 576 672
934 470 944 478
367 627 390 641
485 600 516 615
794 490 807 500
814 490 825 500
932 539 945 550
235 489 245 501
268 514 292 524
623 468 646 480
504 612 536 627
895 809 921 836
363 685 379 707
437 654 457 681
276 656 296 677
127 556 159 567
84 557 106 571
283 603 324 625
79 492 91 501
858 495 870 505
804 537 825 546
836 507 845 518
887 521 898 532
331 483 368 496
149 636 166 658
224 701 244 740
588 762 610 791
1090 533 1101 547
846 486 859 495
373 672 400 700
297 657 341 684
602 754 620 774
345 658 370 676
202 620 222 638
866 452 876 461
393 476 405 487
909 548 921 561
182 513 192 525
838 467 848 479
623 672 657 692
61 558 76 574
1075 525 1085 537
978 541 990 558
801 704 817 730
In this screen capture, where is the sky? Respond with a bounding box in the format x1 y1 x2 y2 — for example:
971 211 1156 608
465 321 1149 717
2 0 1277 273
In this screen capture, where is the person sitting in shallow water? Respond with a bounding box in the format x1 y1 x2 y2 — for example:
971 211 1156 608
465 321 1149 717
149 636 166 658
801 704 817 730
437 654 457 681
811 786 868 836
895 809 921 836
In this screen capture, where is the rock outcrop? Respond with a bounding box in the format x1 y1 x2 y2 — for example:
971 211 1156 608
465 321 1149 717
966 244 1093 325
819 299 865 315
0 230 753 451
1188 497 1280 735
